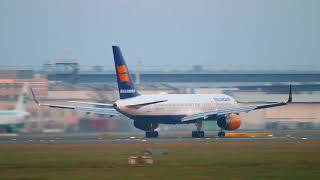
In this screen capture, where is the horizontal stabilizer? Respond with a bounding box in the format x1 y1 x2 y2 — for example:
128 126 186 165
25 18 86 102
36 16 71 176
30 87 120 116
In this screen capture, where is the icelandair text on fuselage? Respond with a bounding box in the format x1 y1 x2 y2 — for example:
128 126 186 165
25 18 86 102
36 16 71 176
120 89 136 93
213 97 231 102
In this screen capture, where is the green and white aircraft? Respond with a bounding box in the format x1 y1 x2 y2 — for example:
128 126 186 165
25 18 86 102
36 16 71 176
0 83 31 133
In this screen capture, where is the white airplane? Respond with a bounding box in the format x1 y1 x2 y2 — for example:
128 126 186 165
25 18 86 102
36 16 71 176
0 83 31 133
31 46 292 138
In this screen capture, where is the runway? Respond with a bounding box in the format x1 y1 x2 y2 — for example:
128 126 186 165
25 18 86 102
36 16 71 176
0 133 319 144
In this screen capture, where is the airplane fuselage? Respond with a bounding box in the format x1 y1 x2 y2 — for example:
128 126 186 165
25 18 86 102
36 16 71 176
114 94 238 124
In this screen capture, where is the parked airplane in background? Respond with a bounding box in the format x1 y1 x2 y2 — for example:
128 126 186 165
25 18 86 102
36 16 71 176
31 46 292 138
0 83 31 133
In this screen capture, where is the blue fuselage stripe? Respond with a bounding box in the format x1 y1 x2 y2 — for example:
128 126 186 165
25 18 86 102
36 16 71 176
127 115 191 124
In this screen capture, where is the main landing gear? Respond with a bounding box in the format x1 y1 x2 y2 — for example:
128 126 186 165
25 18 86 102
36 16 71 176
192 121 205 138
145 131 159 138
145 122 159 138
133 121 159 138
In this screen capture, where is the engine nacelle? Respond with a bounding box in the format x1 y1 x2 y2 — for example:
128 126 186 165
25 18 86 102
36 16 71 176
133 121 159 131
217 113 241 131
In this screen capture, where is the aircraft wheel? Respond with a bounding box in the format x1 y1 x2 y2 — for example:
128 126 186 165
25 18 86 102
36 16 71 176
154 131 159 138
145 131 159 138
192 131 195 138
192 131 205 138
200 131 205 138
0 126 7 133
146 132 151 138
218 131 225 138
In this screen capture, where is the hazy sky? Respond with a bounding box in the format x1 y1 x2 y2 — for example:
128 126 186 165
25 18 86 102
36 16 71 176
0 0 319 70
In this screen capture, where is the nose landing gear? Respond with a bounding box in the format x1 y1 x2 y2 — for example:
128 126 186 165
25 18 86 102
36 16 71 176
218 130 225 138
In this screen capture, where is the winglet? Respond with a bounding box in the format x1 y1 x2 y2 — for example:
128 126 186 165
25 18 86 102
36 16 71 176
29 87 41 105
287 84 292 103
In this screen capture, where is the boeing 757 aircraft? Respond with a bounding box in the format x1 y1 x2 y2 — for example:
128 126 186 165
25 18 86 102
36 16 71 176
31 46 292 138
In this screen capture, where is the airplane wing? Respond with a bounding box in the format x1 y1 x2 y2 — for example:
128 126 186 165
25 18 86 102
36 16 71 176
30 88 120 116
182 85 292 122
67 101 114 108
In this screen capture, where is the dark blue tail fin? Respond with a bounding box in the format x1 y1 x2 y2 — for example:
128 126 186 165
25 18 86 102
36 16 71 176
112 46 139 99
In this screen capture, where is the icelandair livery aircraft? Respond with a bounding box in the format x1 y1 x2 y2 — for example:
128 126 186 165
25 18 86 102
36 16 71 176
0 83 31 133
31 46 292 138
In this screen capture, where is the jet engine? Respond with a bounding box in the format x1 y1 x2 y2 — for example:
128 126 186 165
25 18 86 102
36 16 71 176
217 113 241 130
133 121 159 131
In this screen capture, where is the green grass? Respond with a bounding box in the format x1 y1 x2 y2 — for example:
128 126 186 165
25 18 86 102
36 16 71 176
0 140 320 179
